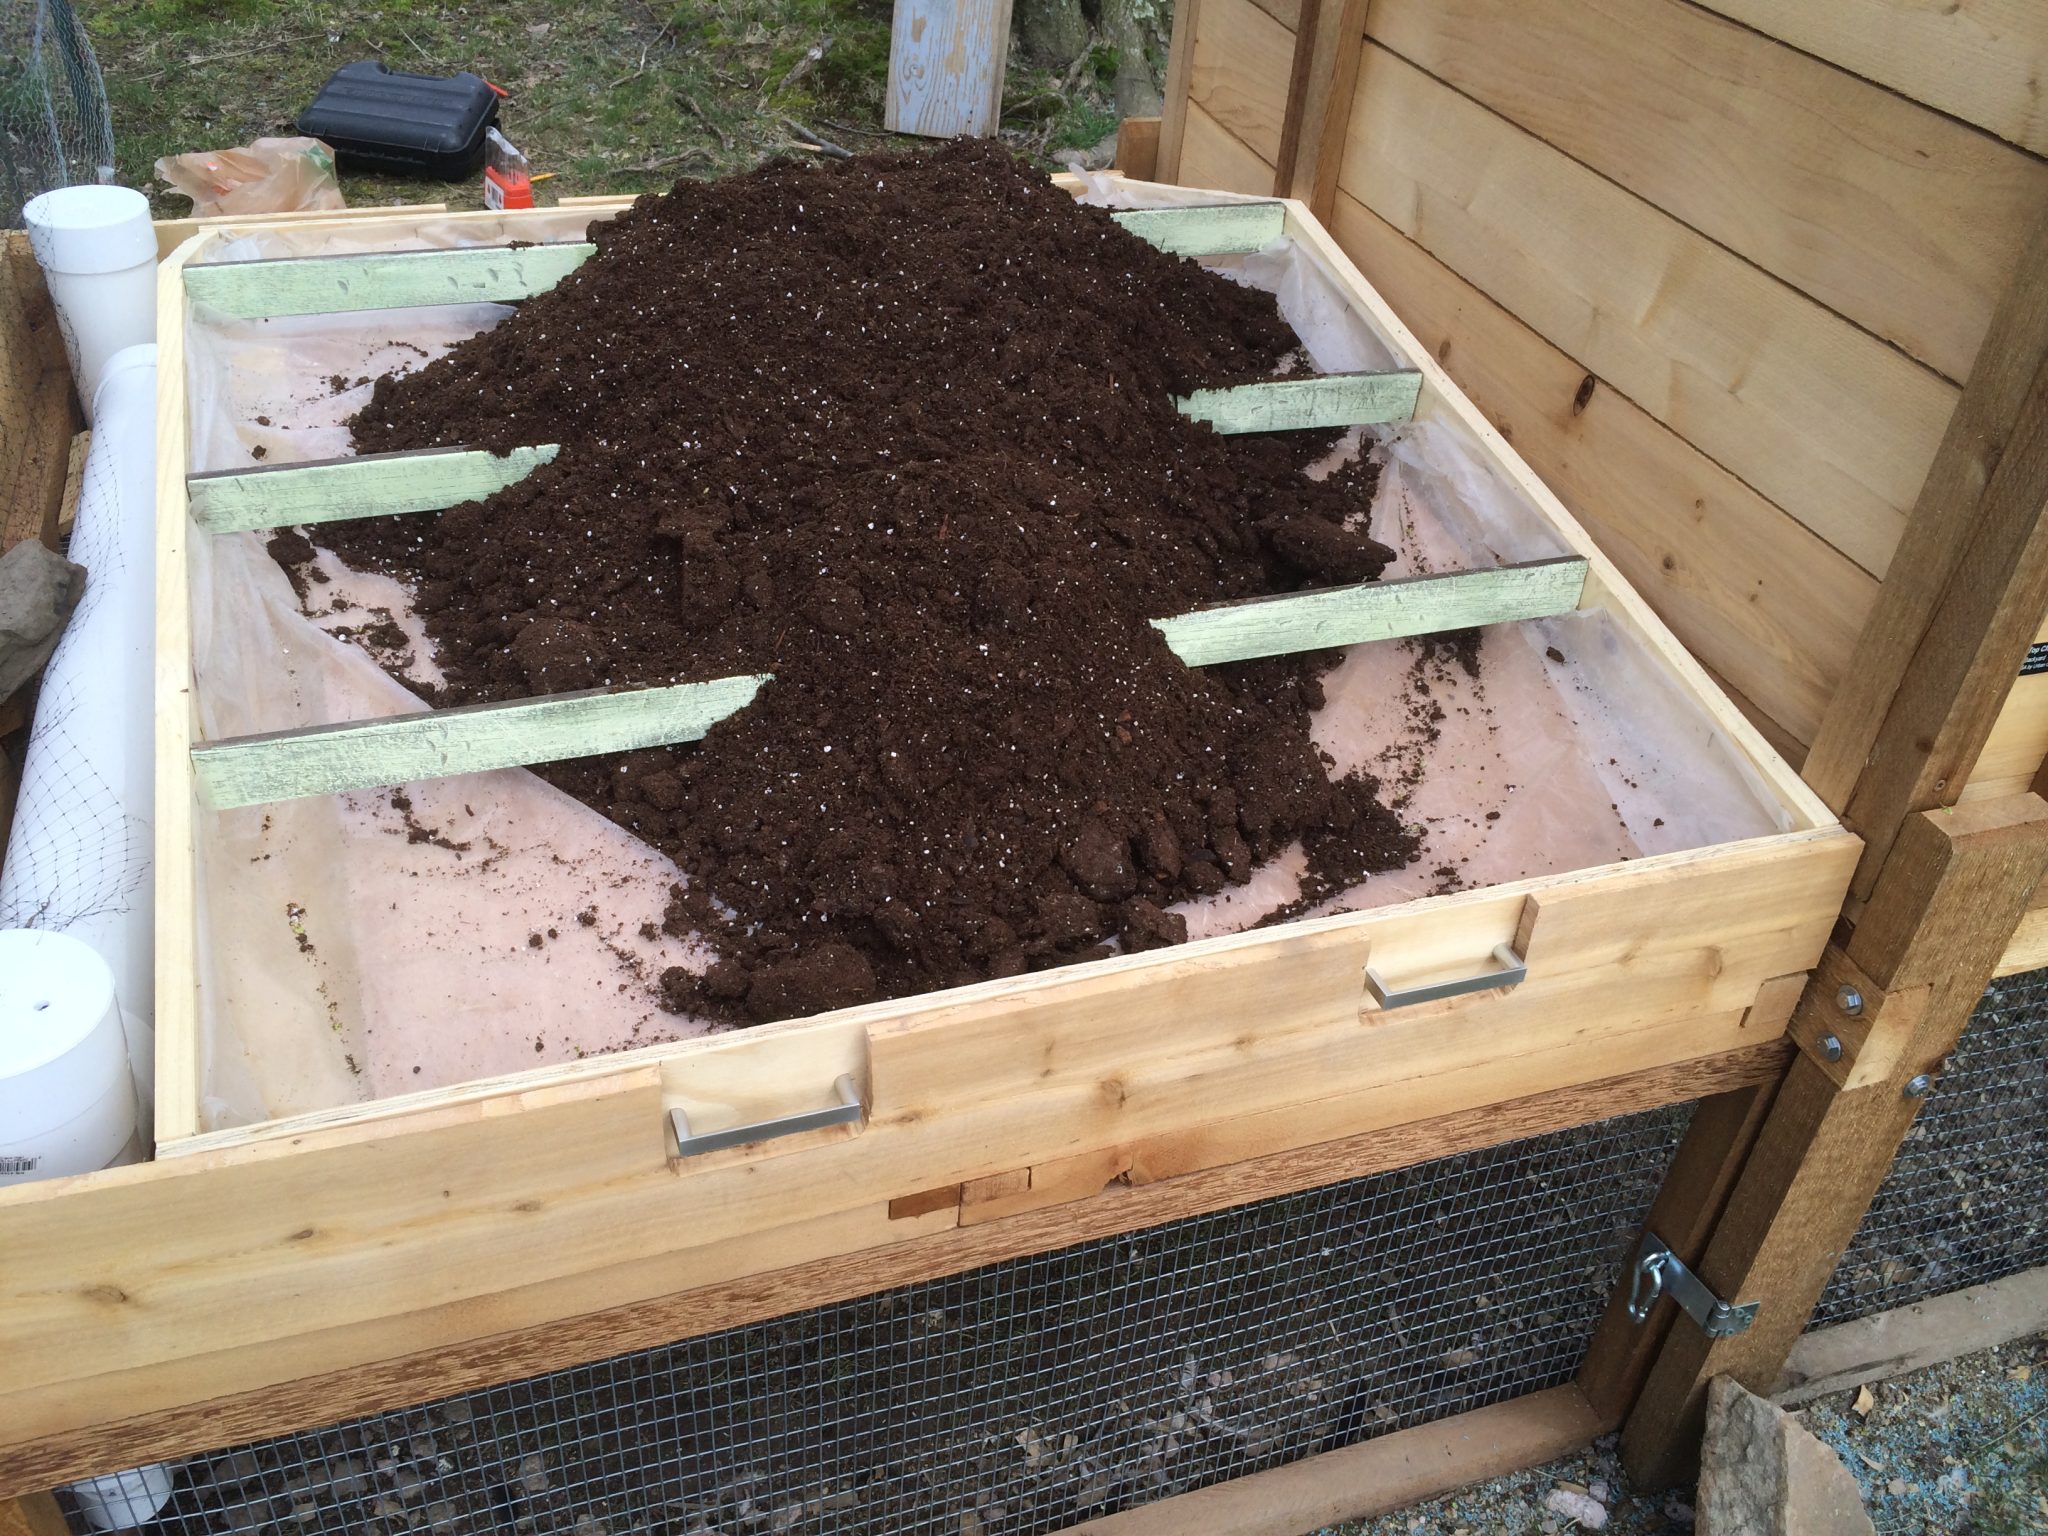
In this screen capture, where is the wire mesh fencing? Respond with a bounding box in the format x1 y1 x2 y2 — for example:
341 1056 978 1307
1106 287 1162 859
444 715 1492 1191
0 0 115 224
63 1103 1695 1536
1810 966 2048 1331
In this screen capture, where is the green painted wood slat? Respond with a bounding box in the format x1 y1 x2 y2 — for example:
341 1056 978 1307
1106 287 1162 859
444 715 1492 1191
1107 201 1288 256
182 243 598 319
1179 370 1425 433
1152 557 1588 667
192 675 773 811
187 446 561 533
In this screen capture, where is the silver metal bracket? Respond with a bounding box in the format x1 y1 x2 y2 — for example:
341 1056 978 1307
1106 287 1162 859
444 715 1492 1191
1364 941 1527 1010
669 1074 864 1159
1625 1232 1758 1339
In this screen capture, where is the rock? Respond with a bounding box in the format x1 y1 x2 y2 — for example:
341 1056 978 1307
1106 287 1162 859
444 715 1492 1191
1544 1487 1608 1529
0 537 85 702
1698 1376 1875 1535
518 1454 550 1495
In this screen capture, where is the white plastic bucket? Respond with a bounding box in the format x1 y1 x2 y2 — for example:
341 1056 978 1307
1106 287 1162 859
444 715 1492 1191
0 928 172 1529
22 185 156 421
66 1466 177 1532
0 929 138 1182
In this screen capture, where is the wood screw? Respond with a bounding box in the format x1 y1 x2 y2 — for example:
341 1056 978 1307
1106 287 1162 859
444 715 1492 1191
1836 985 1864 1017
1901 1074 1933 1100
1818 1034 1843 1062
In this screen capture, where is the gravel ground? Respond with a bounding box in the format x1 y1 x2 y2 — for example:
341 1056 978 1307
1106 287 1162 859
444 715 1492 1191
1327 1332 2048 1536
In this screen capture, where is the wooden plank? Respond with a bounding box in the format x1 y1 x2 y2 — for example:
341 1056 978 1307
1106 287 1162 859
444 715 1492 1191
1154 0 1202 182
1277 0 1370 220
1178 368 1421 432
1274 196 1840 829
1688 0 2048 159
151 202 455 261
1187 0 1298 166
1329 195 1875 749
884 0 1013 137
1242 0 1300 31
1847 794 2048 992
0 738 19 881
190 674 772 810
0 1040 1789 1492
1803 207 2048 812
0 1495 65 1536
1154 556 1585 667
154 241 201 1147
186 444 560 533
0 233 76 555
1113 116 1162 180
1773 1265 2048 1408
1066 1385 1607 1534
1621 797 2048 1488
1176 101 1279 198
1839 357 2048 895
182 242 596 319
1995 859 2048 980
1109 201 1286 257
56 430 87 539
1365 0 2048 385
3 829 1852 1465
1337 43 1956 584
1960 676 2048 804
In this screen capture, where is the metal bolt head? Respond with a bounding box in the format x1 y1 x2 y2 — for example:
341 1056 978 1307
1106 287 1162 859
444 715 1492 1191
1902 1074 1934 1100
1818 1033 1844 1063
1836 985 1864 1017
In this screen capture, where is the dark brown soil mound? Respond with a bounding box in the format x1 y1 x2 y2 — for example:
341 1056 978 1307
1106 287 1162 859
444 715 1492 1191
305 139 1420 1023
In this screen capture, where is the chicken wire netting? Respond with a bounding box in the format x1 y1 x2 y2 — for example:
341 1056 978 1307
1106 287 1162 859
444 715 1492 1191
1810 965 2048 1330
62 1104 1695 1536
0 0 115 222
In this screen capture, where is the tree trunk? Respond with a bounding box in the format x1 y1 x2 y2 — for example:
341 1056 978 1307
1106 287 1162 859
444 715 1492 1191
1101 0 1164 117
1016 0 1090 70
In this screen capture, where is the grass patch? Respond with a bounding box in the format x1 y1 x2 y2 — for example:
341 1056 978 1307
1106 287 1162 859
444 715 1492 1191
79 0 1158 218
82 0 905 215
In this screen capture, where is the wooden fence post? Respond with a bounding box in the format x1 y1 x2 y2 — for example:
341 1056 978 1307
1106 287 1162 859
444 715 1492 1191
1272 0 1369 220
1618 794 2048 1488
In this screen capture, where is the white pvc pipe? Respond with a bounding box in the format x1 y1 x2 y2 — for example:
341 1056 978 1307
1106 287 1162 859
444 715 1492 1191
0 344 157 1100
22 186 156 422
0 326 174 1536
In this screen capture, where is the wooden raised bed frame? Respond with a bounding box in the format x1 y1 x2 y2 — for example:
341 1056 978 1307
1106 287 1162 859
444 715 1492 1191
0 184 1855 1501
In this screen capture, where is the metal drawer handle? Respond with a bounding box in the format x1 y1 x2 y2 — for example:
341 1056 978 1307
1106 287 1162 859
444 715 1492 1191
669 1073 864 1159
1364 942 1527 1010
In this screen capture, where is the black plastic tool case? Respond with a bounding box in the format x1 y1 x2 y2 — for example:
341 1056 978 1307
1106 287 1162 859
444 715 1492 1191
298 63 500 179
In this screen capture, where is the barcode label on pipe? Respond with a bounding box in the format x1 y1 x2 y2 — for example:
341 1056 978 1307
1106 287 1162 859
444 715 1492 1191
0 1156 40 1175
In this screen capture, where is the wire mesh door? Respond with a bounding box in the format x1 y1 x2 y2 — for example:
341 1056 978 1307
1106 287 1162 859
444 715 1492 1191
62 1104 1695 1536
1810 965 2048 1329
0 0 115 223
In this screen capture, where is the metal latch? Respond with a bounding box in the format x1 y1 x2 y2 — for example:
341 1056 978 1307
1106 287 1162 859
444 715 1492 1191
1625 1232 1758 1339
